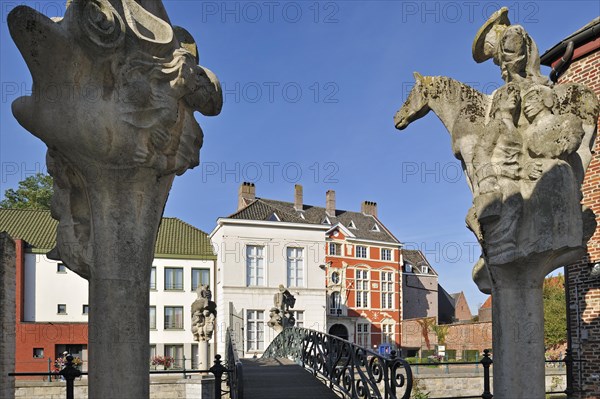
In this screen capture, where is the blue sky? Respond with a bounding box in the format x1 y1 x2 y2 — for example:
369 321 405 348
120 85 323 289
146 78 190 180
1 1 599 311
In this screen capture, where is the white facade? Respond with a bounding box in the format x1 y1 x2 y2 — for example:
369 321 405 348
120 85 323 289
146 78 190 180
24 252 215 369
210 219 328 357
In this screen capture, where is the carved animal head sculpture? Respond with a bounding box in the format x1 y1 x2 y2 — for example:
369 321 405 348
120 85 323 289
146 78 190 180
393 72 432 130
8 0 222 176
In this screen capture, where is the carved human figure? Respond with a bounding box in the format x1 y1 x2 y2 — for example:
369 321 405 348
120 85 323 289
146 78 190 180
473 84 524 261
520 85 586 254
269 285 296 330
274 284 296 312
473 7 547 85
191 285 216 342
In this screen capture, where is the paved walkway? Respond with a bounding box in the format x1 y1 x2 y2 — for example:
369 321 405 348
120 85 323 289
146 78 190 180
240 357 339 399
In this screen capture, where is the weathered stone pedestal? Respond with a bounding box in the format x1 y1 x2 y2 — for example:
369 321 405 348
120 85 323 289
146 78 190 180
198 341 210 370
85 170 174 398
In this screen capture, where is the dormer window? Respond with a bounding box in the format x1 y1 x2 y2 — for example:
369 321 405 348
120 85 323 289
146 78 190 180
268 212 281 222
371 224 380 232
404 263 413 273
421 266 429 274
322 216 331 225
348 220 357 229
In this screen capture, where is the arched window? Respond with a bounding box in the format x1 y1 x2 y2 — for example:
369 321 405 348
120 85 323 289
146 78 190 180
330 291 341 315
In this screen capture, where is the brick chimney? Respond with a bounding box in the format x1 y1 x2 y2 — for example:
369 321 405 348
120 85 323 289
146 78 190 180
238 182 256 211
294 184 303 211
361 201 378 217
326 190 336 217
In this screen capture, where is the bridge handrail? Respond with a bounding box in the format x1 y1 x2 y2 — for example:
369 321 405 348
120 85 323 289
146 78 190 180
263 327 413 399
226 327 244 399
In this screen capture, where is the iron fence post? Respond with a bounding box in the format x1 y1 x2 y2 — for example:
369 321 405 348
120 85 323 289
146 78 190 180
481 349 493 399
210 354 227 398
445 353 449 374
564 349 574 397
59 355 81 399
415 353 419 374
183 355 187 379
48 358 53 382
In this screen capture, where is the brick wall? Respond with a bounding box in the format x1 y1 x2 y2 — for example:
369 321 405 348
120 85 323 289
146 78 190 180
401 318 492 356
559 47 600 399
0 232 16 399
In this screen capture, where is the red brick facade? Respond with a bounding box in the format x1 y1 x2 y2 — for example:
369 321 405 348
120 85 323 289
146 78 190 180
14 240 88 378
553 47 600 398
325 227 402 351
401 318 492 359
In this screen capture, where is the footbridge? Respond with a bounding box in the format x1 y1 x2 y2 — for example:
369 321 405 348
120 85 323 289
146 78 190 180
224 327 413 399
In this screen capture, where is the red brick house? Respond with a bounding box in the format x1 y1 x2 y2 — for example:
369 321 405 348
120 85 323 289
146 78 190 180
324 194 403 350
540 17 600 399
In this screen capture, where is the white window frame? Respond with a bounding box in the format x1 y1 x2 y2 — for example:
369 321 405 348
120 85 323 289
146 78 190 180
33 348 44 359
381 248 392 261
356 323 370 347
150 306 157 330
329 242 341 256
355 269 369 308
164 344 184 368
286 247 304 287
291 310 304 328
356 245 368 259
191 268 210 291
246 310 264 352
382 323 395 344
150 266 157 290
381 271 394 309
246 245 265 286
164 267 183 290
164 306 184 330
330 291 342 315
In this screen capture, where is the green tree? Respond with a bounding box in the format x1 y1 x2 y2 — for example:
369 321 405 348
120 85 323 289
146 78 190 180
543 274 567 348
0 173 53 210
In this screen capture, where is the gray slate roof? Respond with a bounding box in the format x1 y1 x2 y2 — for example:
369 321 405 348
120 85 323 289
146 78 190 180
227 198 399 244
402 249 437 275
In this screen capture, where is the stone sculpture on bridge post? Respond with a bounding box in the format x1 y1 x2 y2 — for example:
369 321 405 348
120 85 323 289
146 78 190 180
268 284 296 332
7 1 222 397
192 285 217 369
394 7 599 398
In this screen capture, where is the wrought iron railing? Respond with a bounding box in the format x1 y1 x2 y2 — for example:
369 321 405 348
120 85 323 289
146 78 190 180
263 327 413 399
225 327 244 399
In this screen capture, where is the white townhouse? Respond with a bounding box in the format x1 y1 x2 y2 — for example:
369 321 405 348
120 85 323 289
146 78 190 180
210 183 329 357
0 209 215 372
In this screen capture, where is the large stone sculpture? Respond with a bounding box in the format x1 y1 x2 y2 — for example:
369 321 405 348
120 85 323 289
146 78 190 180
267 284 296 331
191 285 216 368
8 1 222 397
394 8 599 398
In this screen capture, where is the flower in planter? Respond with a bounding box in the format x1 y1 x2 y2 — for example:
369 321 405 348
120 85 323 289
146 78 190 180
151 356 165 366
